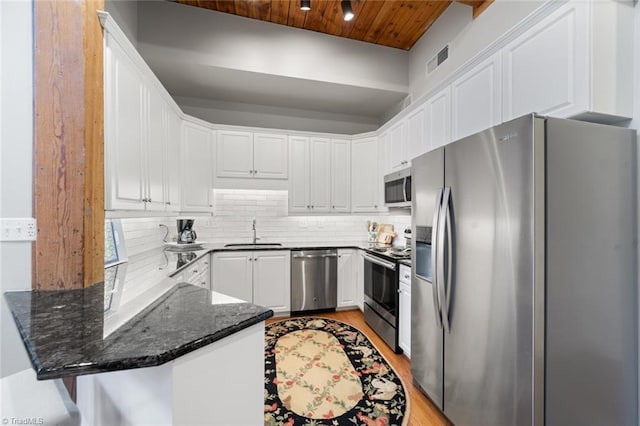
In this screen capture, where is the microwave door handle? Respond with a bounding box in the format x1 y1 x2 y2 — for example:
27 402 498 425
403 177 408 203
431 188 443 330
439 186 452 333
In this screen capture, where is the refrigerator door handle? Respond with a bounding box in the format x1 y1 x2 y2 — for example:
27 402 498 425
431 188 443 329
439 186 452 333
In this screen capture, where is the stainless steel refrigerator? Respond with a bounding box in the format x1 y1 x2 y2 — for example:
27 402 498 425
410 114 638 426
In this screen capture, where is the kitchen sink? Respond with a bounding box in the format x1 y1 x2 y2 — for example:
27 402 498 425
223 243 283 249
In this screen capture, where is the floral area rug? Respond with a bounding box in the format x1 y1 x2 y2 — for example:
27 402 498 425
264 317 409 425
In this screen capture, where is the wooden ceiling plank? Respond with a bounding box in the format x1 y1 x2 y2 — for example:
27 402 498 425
270 0 290 25
346 0 386 41
362 0 403 45
177 0 462 50
287 0 308 27
246 0 272 20
395 1 452 50
471 0 493 19
375 1 427 49
211 0 235 14
302 0 330 32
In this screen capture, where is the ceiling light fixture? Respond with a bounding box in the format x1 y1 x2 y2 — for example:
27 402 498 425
341 0 354 21
300 0 311 11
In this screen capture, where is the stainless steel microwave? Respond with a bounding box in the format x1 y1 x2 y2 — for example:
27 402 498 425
384 168 411 208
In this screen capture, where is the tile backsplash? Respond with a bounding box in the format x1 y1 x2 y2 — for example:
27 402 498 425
120 189 411 254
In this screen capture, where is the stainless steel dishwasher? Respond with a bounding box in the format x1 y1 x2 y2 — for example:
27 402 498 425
291 249 337 313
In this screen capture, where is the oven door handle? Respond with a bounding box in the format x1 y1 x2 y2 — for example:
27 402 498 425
363 253 396 271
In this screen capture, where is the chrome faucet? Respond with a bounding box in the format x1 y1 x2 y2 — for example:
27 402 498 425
252 217 259 244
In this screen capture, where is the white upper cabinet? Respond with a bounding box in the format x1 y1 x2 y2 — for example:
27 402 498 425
165 109 182 212
451 51 502 141
351 137 380 212
289 136 348 214
330 139 351 213
424 86 451 151
216 130 253 178
406 107 427 163
288 136 310 213
309 138 331 212
216 131 288 179
502 0 632 123
144 85 168 211
104 35 145 210
104 28 182 212
253 133 288 179
182 119 214 212
503 2 588 121
388 121 406 172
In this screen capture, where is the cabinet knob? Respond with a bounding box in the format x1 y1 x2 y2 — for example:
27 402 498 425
397 289 402 294
166 201 171 205
311 205 314 209
307 205 310 209
209 204 213 207
193 269 198 273
148 198 152 202
374 205 378 208
254 170 257 174
332 205 335 209
249 170 253 174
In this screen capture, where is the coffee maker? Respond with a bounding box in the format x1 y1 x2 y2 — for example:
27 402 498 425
176 219 197 244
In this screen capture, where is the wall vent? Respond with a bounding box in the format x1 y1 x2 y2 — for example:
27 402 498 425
426 44 449 75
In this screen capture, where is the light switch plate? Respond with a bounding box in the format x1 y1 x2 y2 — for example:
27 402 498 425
0 218 37 241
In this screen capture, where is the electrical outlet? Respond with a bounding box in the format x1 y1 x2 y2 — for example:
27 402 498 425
0 218 37 241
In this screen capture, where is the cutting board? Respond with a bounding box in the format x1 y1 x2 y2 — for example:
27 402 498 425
376 224 396 244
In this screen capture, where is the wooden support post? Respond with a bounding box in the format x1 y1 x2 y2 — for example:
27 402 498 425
33 0 105 290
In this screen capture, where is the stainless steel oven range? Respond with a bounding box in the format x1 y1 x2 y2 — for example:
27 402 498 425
363 251 401 353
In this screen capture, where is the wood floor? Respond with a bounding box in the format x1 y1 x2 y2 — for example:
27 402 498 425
267 309 452 426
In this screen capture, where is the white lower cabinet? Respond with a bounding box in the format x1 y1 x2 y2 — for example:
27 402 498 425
212 250 291 314
172 255 211 289
398 264 411 358
337 249 358 308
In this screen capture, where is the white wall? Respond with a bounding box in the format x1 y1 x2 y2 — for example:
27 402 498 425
136 1 408 93
408 1 542 102
120 190 411 251
0 0 34 378
176 96 379 135
105 0 138 47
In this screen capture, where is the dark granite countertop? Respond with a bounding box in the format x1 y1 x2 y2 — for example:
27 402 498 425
4 240 409 380
5 282 273 379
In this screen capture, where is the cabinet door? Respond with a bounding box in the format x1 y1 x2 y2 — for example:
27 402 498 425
388 121 406 172
351 138 379 212
309 138 331 212
211 252 253 302
406 107 426 164
502 3 588 121
330 139 351 213
399 282 411 357
337 249 358 308
165 108 182 212
105 37 145 210
254 133 288 179
425 86 451 151
145 84 167 210
253 251 291 314
288 136 310 213
216 130 253 178
451 52 502 141
182 121 213 212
